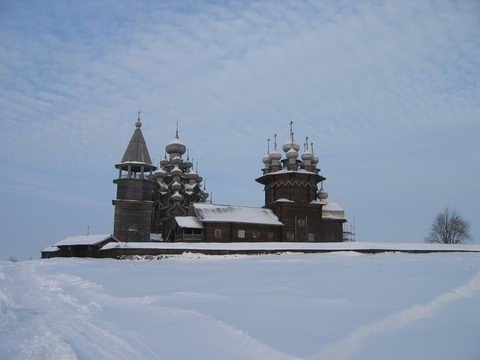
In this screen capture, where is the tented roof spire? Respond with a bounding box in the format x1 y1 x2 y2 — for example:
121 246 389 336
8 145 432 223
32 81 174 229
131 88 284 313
120 113 153 165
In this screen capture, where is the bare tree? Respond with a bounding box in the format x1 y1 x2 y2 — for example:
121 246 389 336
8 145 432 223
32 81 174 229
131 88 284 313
426 208 471 244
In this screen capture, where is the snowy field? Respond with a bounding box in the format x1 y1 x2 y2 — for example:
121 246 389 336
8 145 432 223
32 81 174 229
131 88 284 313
1 252 480 360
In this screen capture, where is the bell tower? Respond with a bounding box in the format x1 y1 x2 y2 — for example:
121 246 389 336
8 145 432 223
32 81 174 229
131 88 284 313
112 113 157 242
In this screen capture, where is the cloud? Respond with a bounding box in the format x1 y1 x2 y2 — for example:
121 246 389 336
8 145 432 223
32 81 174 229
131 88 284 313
0 0 479 258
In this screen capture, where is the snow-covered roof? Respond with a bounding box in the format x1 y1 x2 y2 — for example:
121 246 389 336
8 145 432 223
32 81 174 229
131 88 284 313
193 203 283 226
272 198 294 203
322 202 344 212
54 234 114 247
175 216 204 229
264 168 317 176
167 137 185 146
310 199 326 206
42 246 60 252
322 202 345 220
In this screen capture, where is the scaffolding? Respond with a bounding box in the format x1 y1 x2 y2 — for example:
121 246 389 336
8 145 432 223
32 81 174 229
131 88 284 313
343 217 356 242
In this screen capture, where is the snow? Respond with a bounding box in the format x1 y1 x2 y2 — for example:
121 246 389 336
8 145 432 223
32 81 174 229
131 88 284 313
193 203 283 226
42 246 60 252
273 198 295 203
322 202 345 220
322 202 344 212
115 161 152 166
99 241 480 252
1 252 480 359
175 216 204 229
167 137 185 146
149 233 163 241
263 168 317 176
54 234 113 247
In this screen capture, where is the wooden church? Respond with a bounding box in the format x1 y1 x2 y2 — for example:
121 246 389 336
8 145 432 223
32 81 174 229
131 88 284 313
42 115 347 258
113 116 346 244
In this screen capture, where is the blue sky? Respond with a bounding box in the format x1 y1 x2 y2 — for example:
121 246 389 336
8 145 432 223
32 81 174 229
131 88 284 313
1 0 479 259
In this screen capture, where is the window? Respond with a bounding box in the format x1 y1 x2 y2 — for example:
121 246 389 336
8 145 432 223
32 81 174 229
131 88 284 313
298 219 306 227
252 231 260 240
214 229 222 239
268 232 274 241
238 230 245 239
286 231 295 241
308 233 315 242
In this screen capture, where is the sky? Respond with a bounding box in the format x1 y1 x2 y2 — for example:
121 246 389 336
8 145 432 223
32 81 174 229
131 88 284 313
0 0 479 260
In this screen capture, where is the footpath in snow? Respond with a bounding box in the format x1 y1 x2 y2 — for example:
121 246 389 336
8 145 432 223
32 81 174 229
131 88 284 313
1 252 480 360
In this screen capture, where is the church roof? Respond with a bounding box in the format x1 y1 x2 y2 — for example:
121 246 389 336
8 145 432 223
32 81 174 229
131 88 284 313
121 122 153 165
54 234 115 246
322 202 345 220
175 216 204 229
193 203 283 226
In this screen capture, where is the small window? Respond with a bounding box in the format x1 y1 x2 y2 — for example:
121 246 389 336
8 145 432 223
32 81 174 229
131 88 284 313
298 219 306 227
268 232 274 241
252 231 260 239
287 231 295 241
308 233 315 242
214 229 222 239
238 230 245 239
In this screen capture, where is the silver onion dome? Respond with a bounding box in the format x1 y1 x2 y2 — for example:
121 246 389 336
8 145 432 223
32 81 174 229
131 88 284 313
269 149 281 161
318 187 328 201
166 137 186 155
286 147 298 159
301 150 314 161
282 141 300 153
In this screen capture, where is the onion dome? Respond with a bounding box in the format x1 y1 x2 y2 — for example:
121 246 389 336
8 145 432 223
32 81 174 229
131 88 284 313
135 118 142 128
184 158 193 169
282 141 300 153
171 164 182 176
282 121 300 152
171 180 182 191
171 155 183 164
286 148 298 159
262 154 271 164
318 187 328 201
170 191 183 202
153 167 167 178
166 137 186 155
310 142 319 165
301 150 314 161
269 149 281 161
166 124 186 155
186 169 199 179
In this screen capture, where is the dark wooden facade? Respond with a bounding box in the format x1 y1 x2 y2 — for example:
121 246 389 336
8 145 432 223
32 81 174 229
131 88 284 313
201 222 282 242
41 237 116 259
113 178 156 242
